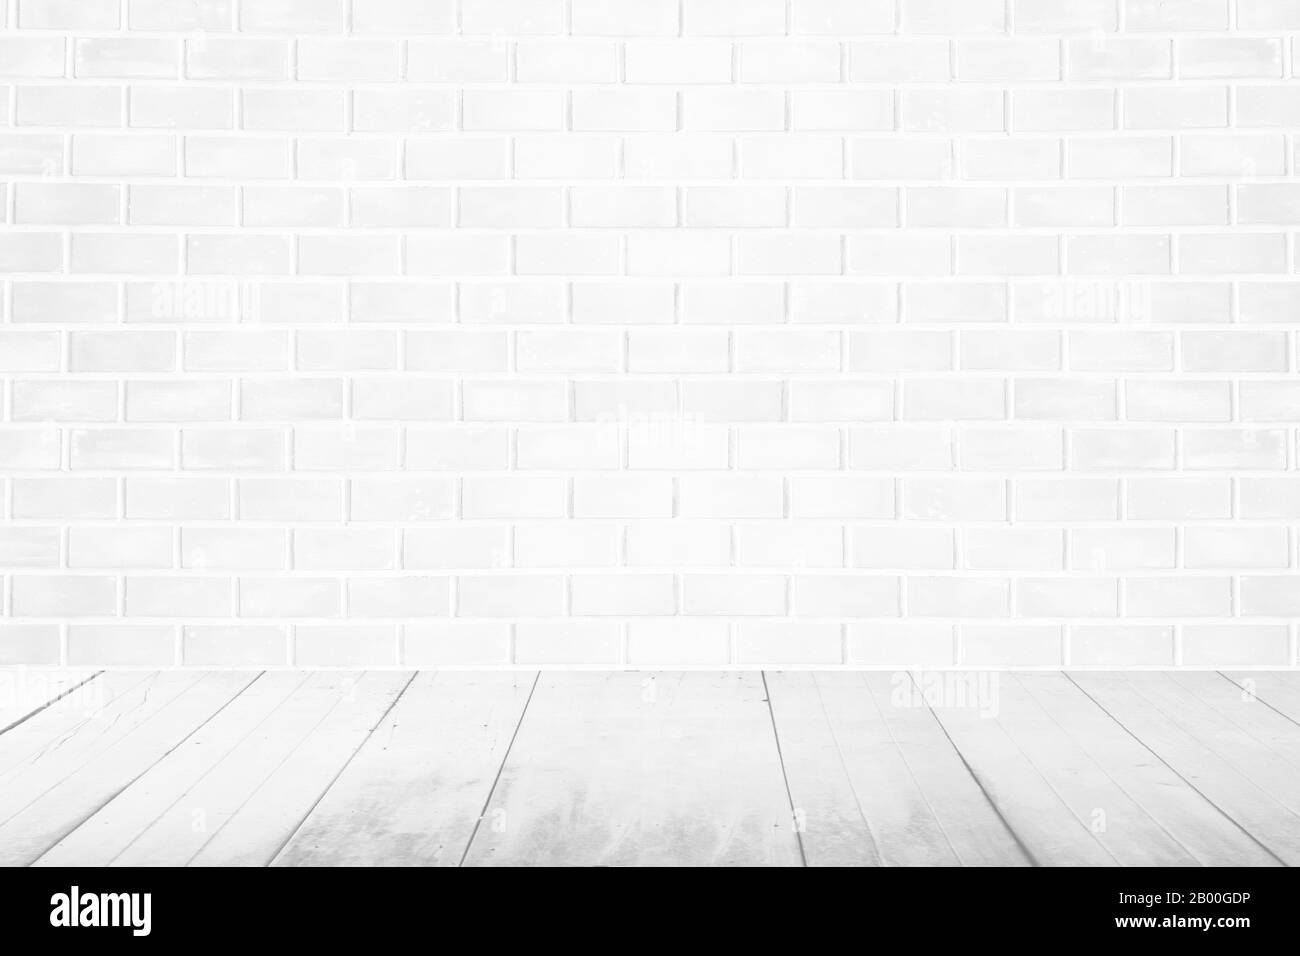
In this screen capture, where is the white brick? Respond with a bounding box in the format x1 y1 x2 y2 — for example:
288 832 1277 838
849 40 950 81
239 478 344 522
793 576 898 617
1186 528 1289 570
127 576 232 617
626 523 730 568
240 578 339 618
184 528 287 571
183 626 286 667
68 626 174 666
402 622 510 666
1126 577 1231 618
126 478 228 520
848 623 954 666
352 476 455 522
239 0 344 34
1182 626 1289 667
962 626 1062 666
295 627 396 667
1182 429 1287 471
908 577 1010 617
1017 578 1118 618
903 478 1006 521
348 577 449 618
850 427 951 472
457 576 564 618
853 527 954 570
571 575 675 616
740 41 840 83
1070 626 1173 667
1015 478 1119 521
681 574 787 616
1124 0 1228 32
901 0 1005 35
2 1 1294 669
627 621 730 666
1128 478 1230 520
514 622 620 665
70 526 172 569
1071 529 1175 570
964 529 1064 572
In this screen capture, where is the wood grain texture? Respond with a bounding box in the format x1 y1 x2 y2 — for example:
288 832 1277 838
1221 671 1300 731
0 670 100 735
36 672 311 867
0 672 256 866
1021 674 1278 867
767 671 1028 866
990 675 1199 865
925 673 1116 866
1071 672 1300 865
462 672 802 867
72 671 411 866
0 671 155 779
274 671 536 867
186 671 412 867
4 669 1300 867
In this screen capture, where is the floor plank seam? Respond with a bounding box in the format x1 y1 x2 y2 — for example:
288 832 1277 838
1216 671 1300 732
1063 673 1288 867
100 671 317 868
0 671 105 738
1167 673 1300 777
457 672 540 868
1012 675 1202 867
28 671 268 868
810 674 883 864
8 673 206 834
760 672 808 868
864 675 968 866
265 671 420 868
987 679 1123 865
908 671 1041 867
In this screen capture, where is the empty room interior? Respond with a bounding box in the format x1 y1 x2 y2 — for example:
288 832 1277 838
1 0 1300 871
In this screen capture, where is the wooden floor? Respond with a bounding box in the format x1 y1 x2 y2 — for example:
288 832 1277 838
1 670 1298 867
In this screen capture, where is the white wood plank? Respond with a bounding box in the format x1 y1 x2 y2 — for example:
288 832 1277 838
182 671 412 867
35 672 310 867
274 671 535 867
866 673 1030 866
1117 673 1300 816
0 672 207 823
923 673 1116 866
0 671 256 866
764 672 883 866
0 669 100 734
1020 673 1278 867
0 671 156 778
1071 672 1300 865
96 671 408 867
463 672 802 867
1220 672 1300 731
769 671 1027 866
1168 672 1300 773
990 675 1199 866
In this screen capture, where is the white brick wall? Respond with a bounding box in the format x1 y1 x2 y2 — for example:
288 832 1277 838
1 0 1298 669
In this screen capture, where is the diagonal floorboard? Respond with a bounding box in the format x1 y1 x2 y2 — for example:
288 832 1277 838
0 670 100 736
1 672 258 867
273 671 536 867
767 671 1029 866
462 672 802 867
1070 672 1300 866
1 669 1298 867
